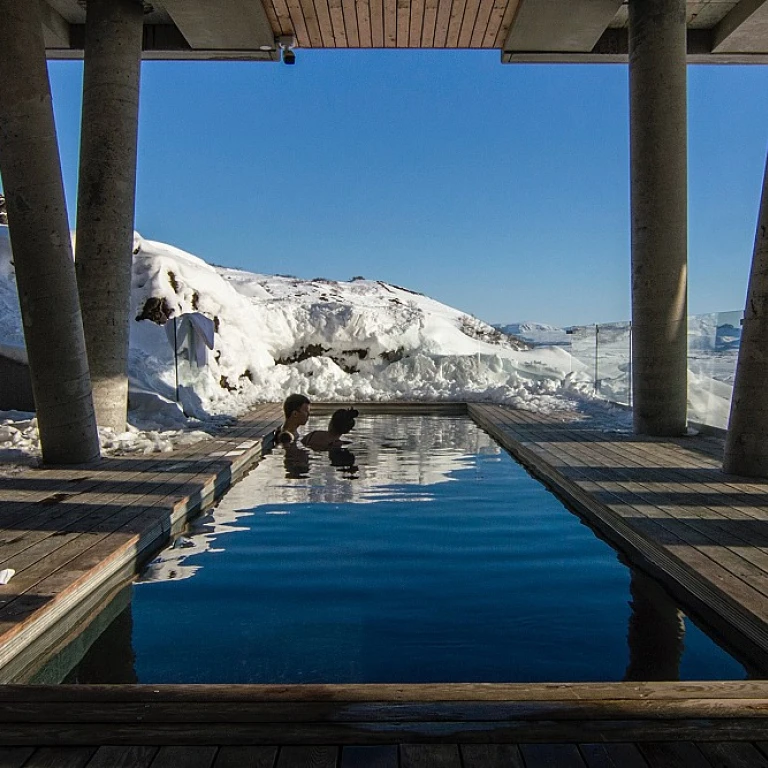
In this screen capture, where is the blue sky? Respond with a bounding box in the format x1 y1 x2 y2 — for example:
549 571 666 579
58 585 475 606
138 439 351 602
28 53 768 325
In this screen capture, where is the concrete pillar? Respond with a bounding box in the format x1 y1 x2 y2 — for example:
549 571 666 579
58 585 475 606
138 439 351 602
629 0 688 436
76 0 144 432
0 0 100 464
723 152 768 477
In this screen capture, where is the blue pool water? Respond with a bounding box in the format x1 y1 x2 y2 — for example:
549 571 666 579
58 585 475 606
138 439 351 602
66 415 748 683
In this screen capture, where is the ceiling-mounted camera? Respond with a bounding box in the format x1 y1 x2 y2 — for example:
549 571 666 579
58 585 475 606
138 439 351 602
278 35 297 65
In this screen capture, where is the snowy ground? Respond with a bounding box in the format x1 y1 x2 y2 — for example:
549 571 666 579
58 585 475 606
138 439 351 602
3 224 735 466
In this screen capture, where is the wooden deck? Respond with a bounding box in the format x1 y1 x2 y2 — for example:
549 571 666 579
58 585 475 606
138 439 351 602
0 403 284 682
3 739 768 767
468 404 768 672
1 402 768 764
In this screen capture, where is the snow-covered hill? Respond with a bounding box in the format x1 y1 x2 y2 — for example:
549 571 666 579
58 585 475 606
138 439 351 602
0 227 637 461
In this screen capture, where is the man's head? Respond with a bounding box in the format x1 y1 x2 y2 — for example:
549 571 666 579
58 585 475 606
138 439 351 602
283 393 311 425
329 407 359 436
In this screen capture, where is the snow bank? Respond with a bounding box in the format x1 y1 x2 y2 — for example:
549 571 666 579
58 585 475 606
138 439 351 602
0 225 635 461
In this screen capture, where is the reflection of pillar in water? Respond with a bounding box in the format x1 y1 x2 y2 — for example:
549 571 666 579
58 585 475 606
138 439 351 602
624 570 685 681
65 603 138 684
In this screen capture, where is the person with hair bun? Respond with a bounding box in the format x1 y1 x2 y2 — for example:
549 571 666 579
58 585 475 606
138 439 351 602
301 407 359 451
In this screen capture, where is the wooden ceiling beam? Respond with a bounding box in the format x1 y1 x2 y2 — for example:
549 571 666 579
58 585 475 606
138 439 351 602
713 0 768 53
503 0 623 53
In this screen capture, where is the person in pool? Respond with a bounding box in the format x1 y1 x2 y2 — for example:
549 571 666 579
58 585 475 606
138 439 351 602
276 393 311 445
301 407 359 451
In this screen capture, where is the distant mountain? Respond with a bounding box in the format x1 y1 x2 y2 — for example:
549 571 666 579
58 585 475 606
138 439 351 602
495 322 564 337
494 322 571 347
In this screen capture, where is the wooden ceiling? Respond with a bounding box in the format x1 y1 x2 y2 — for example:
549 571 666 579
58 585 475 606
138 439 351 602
40 0 768 63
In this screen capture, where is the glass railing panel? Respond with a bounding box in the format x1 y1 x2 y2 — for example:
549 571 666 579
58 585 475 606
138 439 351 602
567 325 598 389
687 310 742 430
595 321 632 407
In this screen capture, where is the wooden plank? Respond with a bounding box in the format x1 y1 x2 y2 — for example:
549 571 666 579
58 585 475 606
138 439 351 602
2 718 768 746
329 0 349 45
383 0 397 44
6 697 768 723
485 0 517 47
0 408 280 541
637 742 712 768
0 747 35 768
4 680 768 703
460 744 524 767
468 0 495 47
409 0 426 46
547 430 768 603
4 422 278 623
432 0 453 45
312 0 336 46
276 746 337 767
400 745 461 768
369 0 385 46
457 0 482 46
357 0 373 47
213 746 278 768
23 747 95 768
284 0 311 45
396 0 410 46
697 741 768 768
86 746 158 768
420 0 439 45
150 747 218 768
444 0 467 46
298 0 324 45
554 433 768 559
262 1 284 36
341 745 398 767
519 744 587 768
342 0 360 44
579 743 649 768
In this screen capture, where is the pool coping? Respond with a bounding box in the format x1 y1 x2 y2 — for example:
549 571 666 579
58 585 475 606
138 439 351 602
0 681 768 745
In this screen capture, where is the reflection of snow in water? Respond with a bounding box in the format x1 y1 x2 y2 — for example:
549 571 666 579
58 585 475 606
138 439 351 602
138 416 499 584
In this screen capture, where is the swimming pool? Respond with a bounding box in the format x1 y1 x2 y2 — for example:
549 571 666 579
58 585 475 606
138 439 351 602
61 414 748 684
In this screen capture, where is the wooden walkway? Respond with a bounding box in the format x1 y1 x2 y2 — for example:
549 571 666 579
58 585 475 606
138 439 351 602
2 681 768 764
0 403 284 682
468 404 768 671
1 403 768 764
3 739 768 768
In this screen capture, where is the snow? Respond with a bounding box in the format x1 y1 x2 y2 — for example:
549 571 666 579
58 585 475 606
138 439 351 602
2 223 736 465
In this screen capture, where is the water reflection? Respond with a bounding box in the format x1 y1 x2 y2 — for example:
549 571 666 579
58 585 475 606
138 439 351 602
624 570 685 681
44 415 749 685
328 445 358 475
62 602 137 684
283 442 310 479
139 416 500 584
